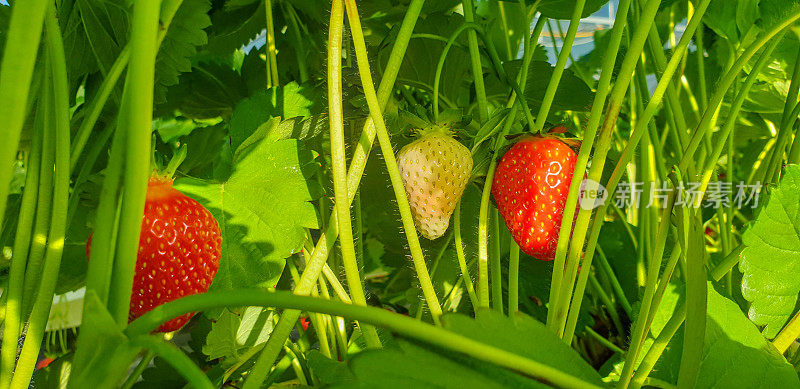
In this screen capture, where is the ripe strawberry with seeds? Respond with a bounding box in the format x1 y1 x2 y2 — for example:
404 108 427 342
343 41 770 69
492 135 578 260
87 175 221 332
396 125 473 240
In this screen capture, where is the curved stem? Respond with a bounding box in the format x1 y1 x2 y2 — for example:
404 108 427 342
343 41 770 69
325 0 381 349
119 351 156 389
344 0 441 317
433 23 480 123
242 0 427 380
129 336 214 389
264 0 279 87
126 290 603 389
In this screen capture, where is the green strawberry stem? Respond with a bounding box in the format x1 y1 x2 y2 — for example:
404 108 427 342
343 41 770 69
530 0 585 134
490 209 503 313
0 74 44 387
477 161 496 309
70 47 129 172
552 0 663 335
129 335 214 389
0 0 49 233
10 9 71 385
546 0 637 332
125 290 603 389
106 0 161 326
559 0 712 343
432 23 479 124
325 0 382 350
283 2 309 83
162 144 188 180
119 350 156 389
242 1 425 383
616 176 678 388
629 302 687 389
461 0 489 123
264 0 279 88
342 0 442 317
507 242 519 314
19 80 55 319
595 246 632 317
454 204 479 312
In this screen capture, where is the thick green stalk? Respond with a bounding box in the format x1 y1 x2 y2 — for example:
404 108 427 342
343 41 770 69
531 0 586 133
0 80 44 389
106 0 162 325
0 0 50 228
616 185 677 388
676 208 706 388
461 0 488 123
264 0 279 87
550 0 659 333
629 303 687 389
773 309 800 354
243 0 426 380
546 0 633 328
10 9 71 385
508 242 519 315
129 336 214 389
478 161 496 308
490 208 503 313
765 45 800 183
559 0 712 341
344 0 441 316
20 82 55 318
454 204 479 312
126 290 603 389
325 0 382 349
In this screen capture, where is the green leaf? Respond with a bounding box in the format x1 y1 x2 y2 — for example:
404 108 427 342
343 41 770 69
703 0 758 43
441 310 604 384
228 82 321 151
174 138 320 292
158 61 249 119
511 60 594 112
381 13 472 105
202 306 273 362
647 283 800 388
739 164 800 339
537 0 610 19
345 339 546 388
61 0 129 83
306 350 356 386
206 2 265 55
154 0 212 103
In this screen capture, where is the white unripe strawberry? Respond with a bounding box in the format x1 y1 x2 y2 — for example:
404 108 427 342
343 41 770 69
396 127 473 239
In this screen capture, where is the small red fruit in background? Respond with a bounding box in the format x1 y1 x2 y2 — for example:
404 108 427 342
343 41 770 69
87 175 222 332
300 317 310 331
492 136 578 261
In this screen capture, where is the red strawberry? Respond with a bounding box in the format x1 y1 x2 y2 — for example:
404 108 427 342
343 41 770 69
491 136 578 260
300 316 310 331
87 175 222 332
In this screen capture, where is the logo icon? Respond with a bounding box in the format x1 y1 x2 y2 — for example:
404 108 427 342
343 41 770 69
579 178 607 210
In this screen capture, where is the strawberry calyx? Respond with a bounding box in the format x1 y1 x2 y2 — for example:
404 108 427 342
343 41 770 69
413 123 456 139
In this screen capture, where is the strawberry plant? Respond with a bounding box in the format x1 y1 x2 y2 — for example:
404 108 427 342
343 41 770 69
0 0 800 387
